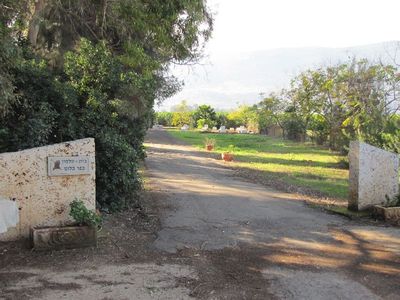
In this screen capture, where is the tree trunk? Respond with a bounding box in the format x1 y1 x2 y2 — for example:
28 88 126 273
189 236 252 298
28 0 46 48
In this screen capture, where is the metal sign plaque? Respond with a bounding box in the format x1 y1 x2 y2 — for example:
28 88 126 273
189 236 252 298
48 156 91 176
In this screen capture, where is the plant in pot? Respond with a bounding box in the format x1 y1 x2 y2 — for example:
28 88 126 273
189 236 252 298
31 199 102 250
222 144 235 161
204 137 216 151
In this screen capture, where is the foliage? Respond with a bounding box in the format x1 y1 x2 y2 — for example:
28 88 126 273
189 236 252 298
259 59 400 153
227 105 259 132
193 105 217 128
0 58 67 151
0 1 214 210
171 111 192 127
157 104 224 130
69 199 102 228
171 100 195 112
26 0 213 68
215 112 228 128
280 106 304 141
308 114 329 145
0 24 19 116
257 92 286 135
64 39 145 209
155 112 173 126
197 118 206 129
380 115 400 153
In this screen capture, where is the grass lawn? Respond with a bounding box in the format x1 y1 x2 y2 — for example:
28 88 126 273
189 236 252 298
168 129 349 199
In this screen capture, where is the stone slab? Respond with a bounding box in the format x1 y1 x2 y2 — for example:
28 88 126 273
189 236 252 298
348 141 399 210
374 205 400 224
0 138 96 241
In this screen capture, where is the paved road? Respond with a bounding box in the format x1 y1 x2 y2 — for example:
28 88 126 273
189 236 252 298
145 129 400 299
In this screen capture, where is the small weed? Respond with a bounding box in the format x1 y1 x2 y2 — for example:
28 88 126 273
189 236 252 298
385 193 400 207
70 199 102 228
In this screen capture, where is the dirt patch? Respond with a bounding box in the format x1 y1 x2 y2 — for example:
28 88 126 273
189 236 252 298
0 196 162 271
0 184 274 300
188 246 275 299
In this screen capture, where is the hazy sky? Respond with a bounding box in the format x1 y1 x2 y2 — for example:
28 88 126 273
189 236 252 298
206 0 400 55
159 0 400 111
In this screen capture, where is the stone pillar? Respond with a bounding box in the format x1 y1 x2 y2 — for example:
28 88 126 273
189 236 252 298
0 138 96 241
348 141 399 211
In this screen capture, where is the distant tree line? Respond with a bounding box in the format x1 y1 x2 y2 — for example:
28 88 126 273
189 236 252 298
156 59 400 153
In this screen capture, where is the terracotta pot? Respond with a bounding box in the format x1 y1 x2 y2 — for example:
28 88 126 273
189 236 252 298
221 152 233 161
206 145 214 151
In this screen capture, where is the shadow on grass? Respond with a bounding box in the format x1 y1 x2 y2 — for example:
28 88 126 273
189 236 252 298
231 164 348 200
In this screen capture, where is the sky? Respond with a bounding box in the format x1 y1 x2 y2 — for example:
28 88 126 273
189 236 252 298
159 0 400 111
206 0 400 54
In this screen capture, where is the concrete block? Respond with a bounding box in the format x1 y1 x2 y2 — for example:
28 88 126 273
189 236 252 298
348 141 399 210
31 225 97 250
374 205 400 224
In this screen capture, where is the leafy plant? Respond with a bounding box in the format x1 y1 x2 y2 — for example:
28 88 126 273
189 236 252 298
69 199 102 228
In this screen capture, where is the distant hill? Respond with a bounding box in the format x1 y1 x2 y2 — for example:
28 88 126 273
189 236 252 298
160 41 400 111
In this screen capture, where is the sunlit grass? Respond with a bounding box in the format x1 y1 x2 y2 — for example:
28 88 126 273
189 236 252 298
168 129 348 199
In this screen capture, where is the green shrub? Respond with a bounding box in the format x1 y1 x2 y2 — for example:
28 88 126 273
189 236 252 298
95 129 142 210
0 39 145 211
64 40 145 210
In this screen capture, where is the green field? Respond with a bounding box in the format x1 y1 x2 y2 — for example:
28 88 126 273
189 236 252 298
168 129 349 199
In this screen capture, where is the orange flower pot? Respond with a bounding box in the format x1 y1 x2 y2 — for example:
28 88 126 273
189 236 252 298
221 153 233 161
206 145 214 151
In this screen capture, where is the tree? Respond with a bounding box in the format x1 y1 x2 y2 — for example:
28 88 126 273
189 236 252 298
171 112 192 127
258 59 400 152
227 105 259 132
339 59 400 150
286 70 325 141
192 105 217 128
258 92 287 135
0 0 30 115
171 100 193 113
215 112 228 128
0 1 214 209
27 1 213 64
155 112 173 126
